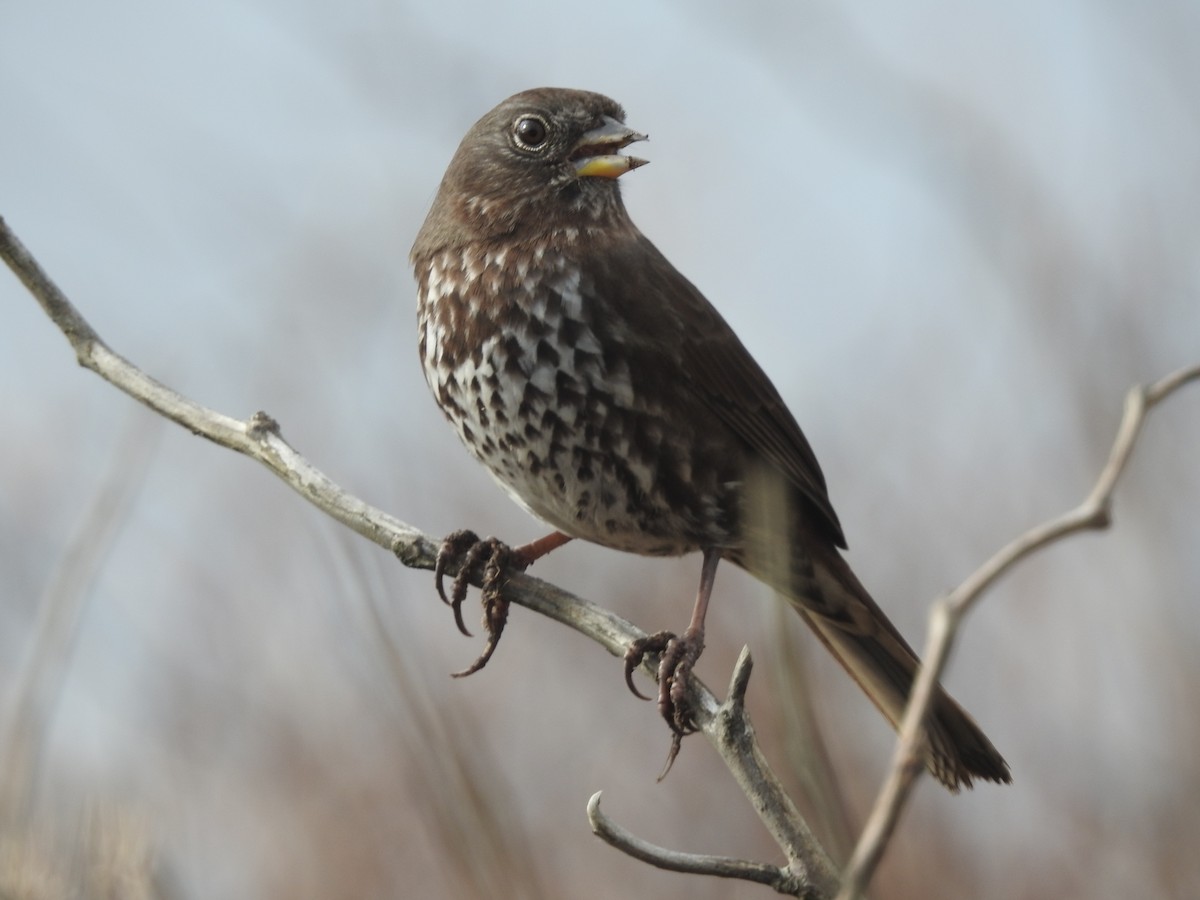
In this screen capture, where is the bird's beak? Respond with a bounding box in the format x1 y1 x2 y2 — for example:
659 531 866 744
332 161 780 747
571 116 648 179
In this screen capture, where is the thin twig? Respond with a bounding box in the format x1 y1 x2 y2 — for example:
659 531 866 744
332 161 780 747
0 215 429 557
711 649 840 897
587 790 802 894
836 363 1200 900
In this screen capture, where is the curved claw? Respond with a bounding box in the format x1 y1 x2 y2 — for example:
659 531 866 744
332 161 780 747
449 582 472 636
622 646 655 701
623 631 675 702
658 627 704 736
623 628 704 777
434 532 524 678
657 733 685 782
451 634 501 678
666 667 699 734
435 530 481 634
449 538 496 637
624 663 654 702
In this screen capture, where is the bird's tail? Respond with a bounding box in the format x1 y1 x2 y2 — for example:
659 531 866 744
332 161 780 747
737 537 1010 791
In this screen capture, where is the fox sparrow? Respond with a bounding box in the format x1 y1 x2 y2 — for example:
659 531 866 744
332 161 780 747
410 87 1010 790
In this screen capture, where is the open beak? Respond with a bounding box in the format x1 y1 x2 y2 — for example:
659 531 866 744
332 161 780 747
570 116 649 179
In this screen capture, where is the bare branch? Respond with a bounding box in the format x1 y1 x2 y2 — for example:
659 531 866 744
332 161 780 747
590 648 841 896
587 790 807 894
836 362 1200 900
707 649 840 896
0 215 429 557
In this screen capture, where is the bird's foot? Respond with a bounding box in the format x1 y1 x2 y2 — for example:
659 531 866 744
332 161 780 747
434 530 526 677
624 626 706 777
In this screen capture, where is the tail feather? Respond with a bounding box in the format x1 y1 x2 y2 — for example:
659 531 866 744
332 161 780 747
737 543 1010 791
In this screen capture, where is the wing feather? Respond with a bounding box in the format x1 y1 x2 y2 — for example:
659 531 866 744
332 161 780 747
591 230 846 548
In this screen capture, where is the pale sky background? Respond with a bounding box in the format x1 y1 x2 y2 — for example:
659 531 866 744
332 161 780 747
3 2 1199 898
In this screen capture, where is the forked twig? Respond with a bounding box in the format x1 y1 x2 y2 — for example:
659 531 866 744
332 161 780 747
836 363 1200 900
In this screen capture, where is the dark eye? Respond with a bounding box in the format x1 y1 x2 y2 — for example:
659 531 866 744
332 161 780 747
513 115 549 151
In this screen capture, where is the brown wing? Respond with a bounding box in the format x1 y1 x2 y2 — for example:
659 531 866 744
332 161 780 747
682 326 845 547
593 229 846 548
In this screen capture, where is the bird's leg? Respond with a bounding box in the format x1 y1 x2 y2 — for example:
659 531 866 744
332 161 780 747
512 530 575 566
624 548 721 772
434 529 573 676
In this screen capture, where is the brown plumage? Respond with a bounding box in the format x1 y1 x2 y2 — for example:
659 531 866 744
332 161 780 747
411 87 1009 790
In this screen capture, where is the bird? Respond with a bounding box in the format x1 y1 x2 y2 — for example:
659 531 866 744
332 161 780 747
410 87 1010 791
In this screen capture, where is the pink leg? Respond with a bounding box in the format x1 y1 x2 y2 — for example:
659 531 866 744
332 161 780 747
623 548 723 774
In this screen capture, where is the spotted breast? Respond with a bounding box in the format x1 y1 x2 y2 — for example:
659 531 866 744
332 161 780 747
415 236 742 557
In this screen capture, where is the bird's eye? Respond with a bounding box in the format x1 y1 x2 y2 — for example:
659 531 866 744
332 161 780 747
512 115 550 151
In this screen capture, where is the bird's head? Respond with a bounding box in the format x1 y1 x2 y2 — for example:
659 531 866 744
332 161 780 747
412 87 647 256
